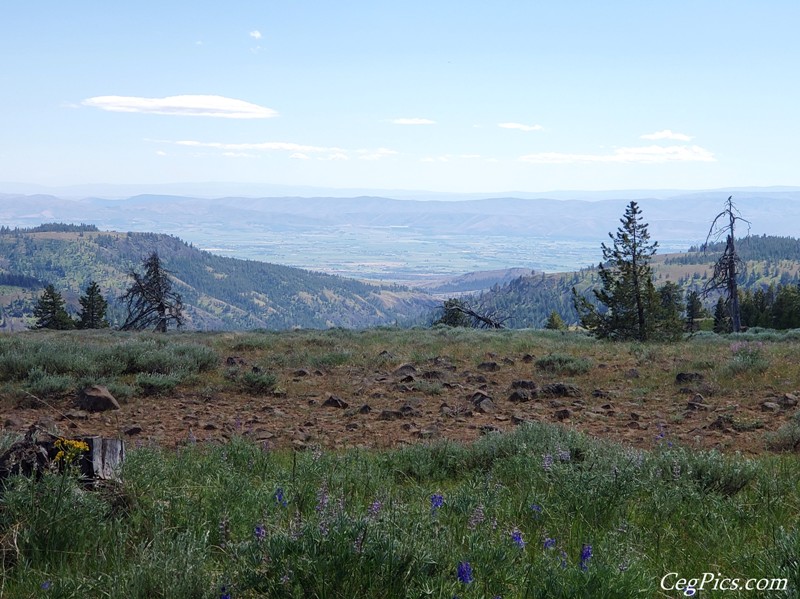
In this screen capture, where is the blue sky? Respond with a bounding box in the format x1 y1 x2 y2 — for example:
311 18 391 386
2 1 799 193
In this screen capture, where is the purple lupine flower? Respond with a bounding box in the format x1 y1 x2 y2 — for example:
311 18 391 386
543 537 556 550
557 447 571 462
468 504 485 529
457 561 474 584
41 581 52 591
220 585 231 599
431 493 444 514
254 524 266 541
316 483 329 513
510 528 525 548
530 503 543 517
559 550 568 569
580 544 593 571
218 516 230 548
274 488 288 507
543 454 554 471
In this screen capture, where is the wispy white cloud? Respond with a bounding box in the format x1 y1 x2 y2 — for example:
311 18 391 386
421 154 482 163
498 122 543 132
155 150 167 156
358 148 398 161
391 117 435 125
290 152 310 160
519 145 715 164
640 129 693 141
173 140 345 154
83 95 277 119
249 30 262 40
222 152 257 158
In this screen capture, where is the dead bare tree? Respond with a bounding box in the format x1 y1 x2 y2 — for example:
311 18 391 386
702 196 750 333
434 298 508 329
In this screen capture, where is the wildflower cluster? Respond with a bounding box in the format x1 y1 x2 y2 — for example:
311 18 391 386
53 438 89 465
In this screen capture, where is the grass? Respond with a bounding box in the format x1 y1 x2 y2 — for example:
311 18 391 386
1 326 800 596
0 424 798 598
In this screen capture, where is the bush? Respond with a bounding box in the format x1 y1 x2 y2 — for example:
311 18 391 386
240 370 277 394
535 353 592 375
135 372 182 396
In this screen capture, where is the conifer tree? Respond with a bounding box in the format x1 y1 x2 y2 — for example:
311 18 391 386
685 290 703 332
713 296 731 333
32 284 74 330
573 201 659 341
544 310 566 330
77 281 109 329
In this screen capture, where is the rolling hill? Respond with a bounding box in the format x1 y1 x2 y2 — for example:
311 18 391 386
0 226 437 331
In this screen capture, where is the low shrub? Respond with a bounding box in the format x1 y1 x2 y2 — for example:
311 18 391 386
535 353 592 375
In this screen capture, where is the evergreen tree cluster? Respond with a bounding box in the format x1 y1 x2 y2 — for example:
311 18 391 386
739 284 800 330
32 281 109 330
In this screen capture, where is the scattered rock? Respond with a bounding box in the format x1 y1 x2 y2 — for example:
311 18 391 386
226 356 246 366
511 380 538 390
471 390 492 404
358 404 372 414
379 410 404 421
345 423 359 431
3 417 21 430
293 368 311 377
625 368 640 379
203 423 218 431
508 389 533 403
477 361 500 372
542 383 581 398
553 408 571 421
422 370 443 380
322 395 349 409
760 401 781 412
502 357 515 365
399 375 416 383
593 389 613 399
779 393 799 408
495 414 509 422
629 412 641 421
400 403 422 417
687 401 713 411
676 372 704 384
522 354 535 363
511 414 530 425
77 386 120 412
417 427 439 439
124 425 143 436
393 364 417 377
479 424 500 435
626 421 642 429
475 399 496 414
63 410 89 421
466 374 488 384
600 403 615 410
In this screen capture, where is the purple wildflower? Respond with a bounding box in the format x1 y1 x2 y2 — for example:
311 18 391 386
530 503 543 517
254 524 266 542
543 454 554 471
316 483 329 513
41 581 52 591
511 528 525 548
468 504 485 529
559 550 568 569
369 499 382 517
431 493 444 514
457 561 474 584
557 447 571 462
220 585 231 599
580 544 593 571
274 488 288 507
543 536 556 550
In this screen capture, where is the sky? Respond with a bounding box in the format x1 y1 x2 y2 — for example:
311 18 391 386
2 1 799 194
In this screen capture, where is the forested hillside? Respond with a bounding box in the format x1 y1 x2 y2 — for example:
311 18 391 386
0 226 437 330
469 235 800 328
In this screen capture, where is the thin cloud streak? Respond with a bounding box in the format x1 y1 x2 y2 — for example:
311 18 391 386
640 129 693 141
83 95 278 119
519 145 715 164
391 117 436 125
498 122 543 132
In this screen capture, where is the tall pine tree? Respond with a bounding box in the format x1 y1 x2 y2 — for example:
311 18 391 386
573 201 659 341
77 281 109 329
32 285 74 330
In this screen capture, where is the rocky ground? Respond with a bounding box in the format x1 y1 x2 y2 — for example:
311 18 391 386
5 349 798 456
